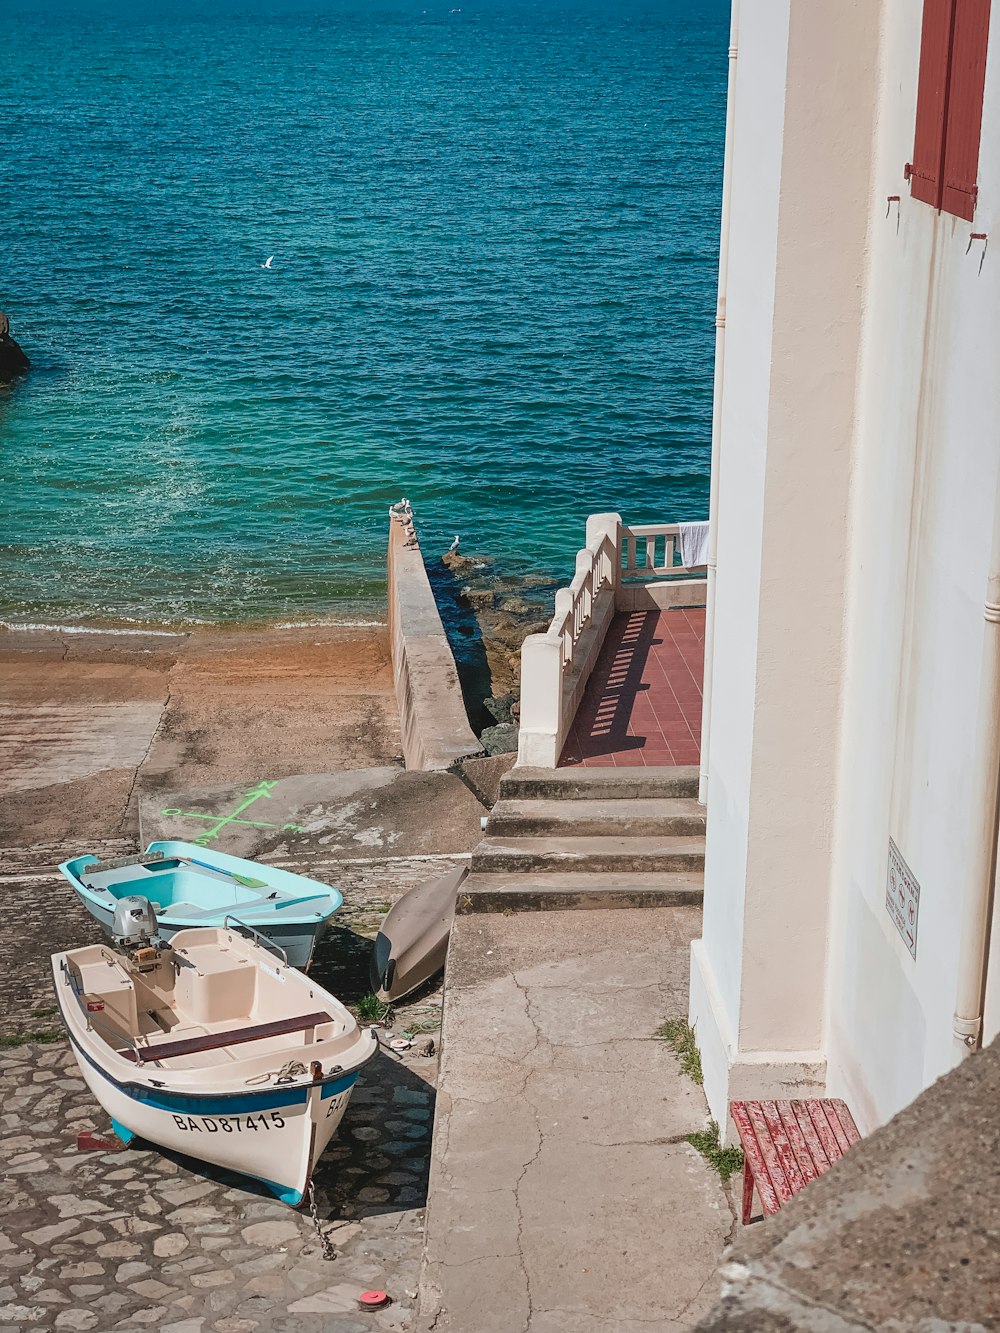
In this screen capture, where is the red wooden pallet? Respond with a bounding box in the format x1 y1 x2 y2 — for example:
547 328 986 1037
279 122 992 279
730 1098 861 1224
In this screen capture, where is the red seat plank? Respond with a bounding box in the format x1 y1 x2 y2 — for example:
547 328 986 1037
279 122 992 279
744 1102 794 1211
733 1099 861 1224
792 1101 832 1173
828 1099 861 1148
759 1100 806 1195
775 1100 819 1187
805 1099 847 1163
119 1010 333 1063
731 1102 782 1217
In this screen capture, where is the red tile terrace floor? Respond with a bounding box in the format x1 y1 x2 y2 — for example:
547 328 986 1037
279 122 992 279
560 607 705 767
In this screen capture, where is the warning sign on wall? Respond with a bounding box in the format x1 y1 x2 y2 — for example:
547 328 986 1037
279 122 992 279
886 838 919 960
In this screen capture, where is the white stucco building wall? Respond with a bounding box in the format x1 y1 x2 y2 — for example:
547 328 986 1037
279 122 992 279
691 0 1000 1134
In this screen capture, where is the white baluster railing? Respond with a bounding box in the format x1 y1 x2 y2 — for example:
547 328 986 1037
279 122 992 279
621 522 703 580
517 514 707 767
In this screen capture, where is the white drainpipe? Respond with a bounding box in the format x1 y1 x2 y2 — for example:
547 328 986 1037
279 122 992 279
699 1 740 805
953 503 1000 1054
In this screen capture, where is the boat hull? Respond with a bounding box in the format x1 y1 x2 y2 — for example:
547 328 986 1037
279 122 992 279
61 842 342 971
65 1029 359 1206
52 926 376 1205
370 865 466 1002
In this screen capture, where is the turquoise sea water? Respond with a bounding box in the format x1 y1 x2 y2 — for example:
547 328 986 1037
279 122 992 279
1 0 726 627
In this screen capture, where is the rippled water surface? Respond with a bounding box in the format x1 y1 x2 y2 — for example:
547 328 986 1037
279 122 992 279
2 0 726 625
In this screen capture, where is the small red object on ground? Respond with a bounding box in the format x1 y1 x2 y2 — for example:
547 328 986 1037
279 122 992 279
77 1130 126 1153
358 1290 391 1310
730 1098 861 1224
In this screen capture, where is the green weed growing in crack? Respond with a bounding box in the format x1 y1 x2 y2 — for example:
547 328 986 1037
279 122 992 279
656 1018 703 1085
686 1121 744 1181
355 993 394 1025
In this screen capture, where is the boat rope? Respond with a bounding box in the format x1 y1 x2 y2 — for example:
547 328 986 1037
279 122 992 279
307 1180 337 1261
244 1059 307 1086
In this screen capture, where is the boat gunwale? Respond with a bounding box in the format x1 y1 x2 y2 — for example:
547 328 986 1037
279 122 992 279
51 941 378 1098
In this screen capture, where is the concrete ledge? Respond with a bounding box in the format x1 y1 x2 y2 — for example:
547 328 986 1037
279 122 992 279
470 833 706 875
456 870 704 913
501 764 700 800
388 518 481 771
616 576 708 613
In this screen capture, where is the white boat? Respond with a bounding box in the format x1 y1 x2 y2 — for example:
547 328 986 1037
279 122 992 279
52 901 377 1206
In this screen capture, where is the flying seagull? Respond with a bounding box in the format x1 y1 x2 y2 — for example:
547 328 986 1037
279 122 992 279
261 256 274 269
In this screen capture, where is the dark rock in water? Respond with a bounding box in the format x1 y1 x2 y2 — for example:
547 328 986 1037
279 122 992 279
480 722 519 756
499 597 533 615
484 692 517 725
461 586 496 610
442 551 491 574
0 313 29 383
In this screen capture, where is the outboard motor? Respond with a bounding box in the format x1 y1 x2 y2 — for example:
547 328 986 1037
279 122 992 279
112 895 161 972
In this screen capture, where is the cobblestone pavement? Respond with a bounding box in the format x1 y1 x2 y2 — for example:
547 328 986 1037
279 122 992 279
0 848 463 1331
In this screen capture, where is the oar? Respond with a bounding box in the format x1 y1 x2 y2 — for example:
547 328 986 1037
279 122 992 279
185 856 270 890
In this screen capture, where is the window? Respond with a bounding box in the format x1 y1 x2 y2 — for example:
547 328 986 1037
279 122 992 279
907 0 992 221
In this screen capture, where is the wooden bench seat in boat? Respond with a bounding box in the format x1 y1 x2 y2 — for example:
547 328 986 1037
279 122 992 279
119 1010 334 1063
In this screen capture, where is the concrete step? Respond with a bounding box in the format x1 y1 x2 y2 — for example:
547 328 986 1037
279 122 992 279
485 796 705 839
499 764 699 802
470 834 705 876
457 870 703 913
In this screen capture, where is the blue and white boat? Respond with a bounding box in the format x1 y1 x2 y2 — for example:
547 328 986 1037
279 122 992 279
59 841 342 971
52 919 377 1205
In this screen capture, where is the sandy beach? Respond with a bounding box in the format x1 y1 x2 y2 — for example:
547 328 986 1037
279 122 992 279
0 622 402 848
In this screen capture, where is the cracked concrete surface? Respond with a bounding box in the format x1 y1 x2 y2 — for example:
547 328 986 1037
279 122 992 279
419 907 734 1332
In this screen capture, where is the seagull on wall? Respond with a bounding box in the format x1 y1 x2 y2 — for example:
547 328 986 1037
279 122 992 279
261 256 275 269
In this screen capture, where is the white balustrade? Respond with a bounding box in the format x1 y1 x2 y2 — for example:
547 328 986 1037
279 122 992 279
517 514 707 767
622 522 703 580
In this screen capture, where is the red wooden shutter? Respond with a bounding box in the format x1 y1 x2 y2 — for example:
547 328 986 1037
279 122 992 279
909 0 957 209
940 0 992 220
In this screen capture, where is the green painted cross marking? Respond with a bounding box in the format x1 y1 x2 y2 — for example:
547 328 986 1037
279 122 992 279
161 780 303 847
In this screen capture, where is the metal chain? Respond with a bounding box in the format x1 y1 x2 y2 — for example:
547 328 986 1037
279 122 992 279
307 1180 337 1261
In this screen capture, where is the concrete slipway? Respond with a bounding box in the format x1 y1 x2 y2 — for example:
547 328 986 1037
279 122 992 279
418 906 734 1332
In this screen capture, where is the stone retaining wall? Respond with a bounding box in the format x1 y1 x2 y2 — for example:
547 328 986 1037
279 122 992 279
387 518 480 771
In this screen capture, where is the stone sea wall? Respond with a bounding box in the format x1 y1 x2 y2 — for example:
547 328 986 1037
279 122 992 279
387 516 481 771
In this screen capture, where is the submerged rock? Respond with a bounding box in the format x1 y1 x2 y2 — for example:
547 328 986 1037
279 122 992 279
499 596 533 615
460 586 496 610
442 551 491 575
483 692 517 725
0 313 29 383
480 722 519 756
